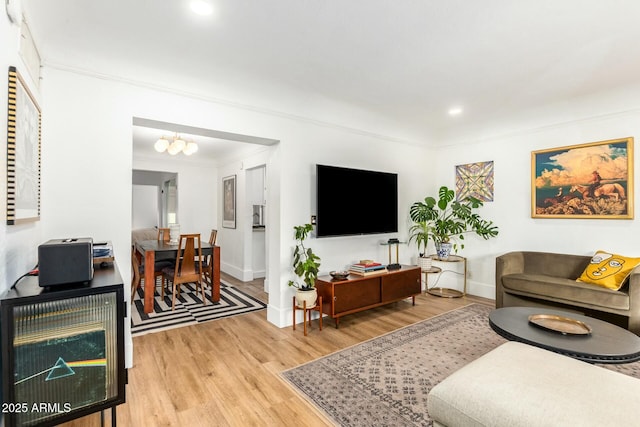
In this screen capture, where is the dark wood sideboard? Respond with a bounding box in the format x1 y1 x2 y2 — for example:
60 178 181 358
315 265 421 327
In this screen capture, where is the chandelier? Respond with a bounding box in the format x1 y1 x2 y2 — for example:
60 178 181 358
154 134 198 156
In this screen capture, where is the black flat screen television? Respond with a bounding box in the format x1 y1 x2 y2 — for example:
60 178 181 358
316 164 398 237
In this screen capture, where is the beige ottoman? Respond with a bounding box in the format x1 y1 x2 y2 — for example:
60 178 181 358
427 341 640 427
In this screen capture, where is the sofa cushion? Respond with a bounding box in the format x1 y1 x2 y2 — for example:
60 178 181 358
502 273 629 311
577 250 640 291
132 228 158 244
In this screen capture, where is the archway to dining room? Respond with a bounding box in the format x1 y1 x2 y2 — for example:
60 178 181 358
130 117 279 314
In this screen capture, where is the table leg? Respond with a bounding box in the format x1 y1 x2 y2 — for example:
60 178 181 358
143 249 155 314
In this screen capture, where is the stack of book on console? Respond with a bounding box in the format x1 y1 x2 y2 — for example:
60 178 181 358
92 242 113 259
349 260 388 276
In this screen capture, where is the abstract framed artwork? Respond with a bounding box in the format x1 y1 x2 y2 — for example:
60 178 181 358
532 137 633 219
6 66 41 225
455 161 494 202
222 175 236 229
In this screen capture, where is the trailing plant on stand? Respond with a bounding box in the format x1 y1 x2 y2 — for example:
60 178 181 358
288 223 321 308
409 186 499 259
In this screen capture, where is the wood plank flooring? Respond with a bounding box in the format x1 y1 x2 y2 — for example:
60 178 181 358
63 273 493 426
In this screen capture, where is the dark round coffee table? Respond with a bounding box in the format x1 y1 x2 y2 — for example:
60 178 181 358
489 307 640 364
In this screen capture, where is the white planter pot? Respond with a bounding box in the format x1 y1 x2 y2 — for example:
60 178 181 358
418 256 433 271
295 288 318 309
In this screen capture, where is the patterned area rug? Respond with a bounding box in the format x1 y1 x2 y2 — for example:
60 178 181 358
131 282 266 337
281 304 640 426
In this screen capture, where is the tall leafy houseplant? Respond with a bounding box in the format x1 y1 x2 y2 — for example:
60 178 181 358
408 220 433 270
288 224 321 308
409 186 499 259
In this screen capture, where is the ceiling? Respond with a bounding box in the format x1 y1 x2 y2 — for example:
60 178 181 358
130 118 277 164
131 125 267 164
20 0 640 151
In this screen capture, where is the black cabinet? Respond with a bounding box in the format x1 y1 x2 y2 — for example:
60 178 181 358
1 264 126 427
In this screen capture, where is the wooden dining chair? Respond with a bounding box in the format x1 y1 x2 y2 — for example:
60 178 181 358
162 234 206 310
157 227 170 242
202 229 217 287
131 245 171 302
155 227 177 296
131 246 142 302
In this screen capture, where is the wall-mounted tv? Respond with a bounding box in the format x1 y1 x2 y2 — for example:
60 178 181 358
316 164 398 237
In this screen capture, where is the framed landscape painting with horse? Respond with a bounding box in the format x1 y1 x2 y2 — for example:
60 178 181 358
532 137 634 219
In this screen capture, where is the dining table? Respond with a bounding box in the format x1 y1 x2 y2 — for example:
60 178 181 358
135 239 220 313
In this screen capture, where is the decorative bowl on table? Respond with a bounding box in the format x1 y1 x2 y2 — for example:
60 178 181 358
330 270 350 280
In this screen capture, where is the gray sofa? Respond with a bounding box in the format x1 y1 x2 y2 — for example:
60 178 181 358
496 251 640 334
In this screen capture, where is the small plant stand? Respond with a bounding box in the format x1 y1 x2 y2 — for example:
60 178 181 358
424 255 467 298
293 296 323 336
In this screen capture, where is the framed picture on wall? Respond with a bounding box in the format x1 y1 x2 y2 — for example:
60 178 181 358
223 175 236 229
531 137 634 219
455 161 494 202
6 66 41 225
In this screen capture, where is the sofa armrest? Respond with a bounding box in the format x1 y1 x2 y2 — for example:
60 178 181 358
495 252 525 307
496 252 525 276
626 265 640 334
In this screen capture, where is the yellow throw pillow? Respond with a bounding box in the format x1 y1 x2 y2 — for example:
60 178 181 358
577 250 640 290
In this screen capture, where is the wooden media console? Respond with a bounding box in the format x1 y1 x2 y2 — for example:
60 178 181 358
315 265 421 327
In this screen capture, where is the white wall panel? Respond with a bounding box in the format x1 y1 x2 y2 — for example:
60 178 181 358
435 111 640 298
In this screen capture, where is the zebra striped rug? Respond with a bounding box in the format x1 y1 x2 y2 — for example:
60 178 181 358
131 282 267 336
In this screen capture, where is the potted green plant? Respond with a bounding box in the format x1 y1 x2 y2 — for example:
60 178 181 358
409 186 499 259
408 220 434 270
288 223 321 308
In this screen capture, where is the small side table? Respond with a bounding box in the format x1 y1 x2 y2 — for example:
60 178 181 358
293 296 323 336
425 255 467 298
421 266 442 293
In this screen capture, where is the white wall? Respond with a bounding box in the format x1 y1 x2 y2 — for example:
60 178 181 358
0 16 42 294
435 109 640 298
132 185 158 228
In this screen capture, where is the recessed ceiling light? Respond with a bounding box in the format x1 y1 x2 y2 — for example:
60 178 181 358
448 107 463 116
190 0 213 16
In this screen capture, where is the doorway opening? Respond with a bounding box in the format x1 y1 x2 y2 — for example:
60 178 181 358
131 117 279 310
132 170 178 229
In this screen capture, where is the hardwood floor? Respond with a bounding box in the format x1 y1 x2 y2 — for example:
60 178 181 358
63 275 493 426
